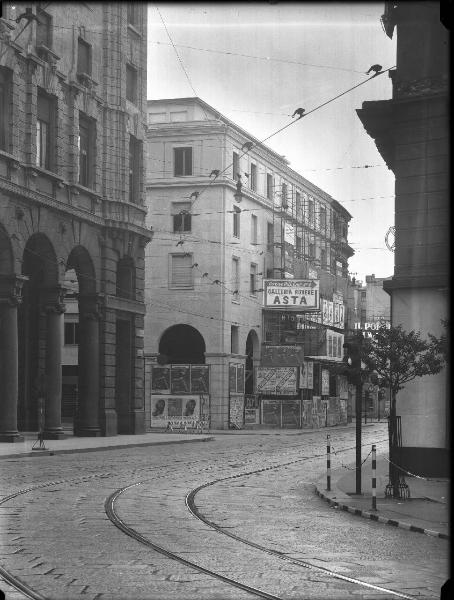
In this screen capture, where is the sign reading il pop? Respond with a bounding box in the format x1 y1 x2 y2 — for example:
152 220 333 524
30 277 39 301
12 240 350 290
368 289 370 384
263 279 320 311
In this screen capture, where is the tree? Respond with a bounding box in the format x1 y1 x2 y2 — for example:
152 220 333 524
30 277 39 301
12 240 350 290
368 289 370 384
360 324 445 497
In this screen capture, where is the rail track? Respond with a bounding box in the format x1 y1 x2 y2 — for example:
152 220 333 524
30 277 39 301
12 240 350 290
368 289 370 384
0 432 415 600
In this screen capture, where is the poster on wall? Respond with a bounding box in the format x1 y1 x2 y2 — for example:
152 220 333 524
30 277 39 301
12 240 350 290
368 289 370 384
321 369 330 396
190 365 210 393
151 367 170 393
262 345 304 367
170 365 191 393
307 361 314 389
150 395 200 427
255 367 298 395
237 364 245 393
327 301 334 326
229 395 244 428
229 364 237 392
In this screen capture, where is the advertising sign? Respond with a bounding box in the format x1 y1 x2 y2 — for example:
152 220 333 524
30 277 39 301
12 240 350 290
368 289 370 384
261 345 304 367
321 369 330 396
150 394 200 427
263 279 319 311
151 367 170 393
255 367 298 395
170 365 190 393
190 366 209 393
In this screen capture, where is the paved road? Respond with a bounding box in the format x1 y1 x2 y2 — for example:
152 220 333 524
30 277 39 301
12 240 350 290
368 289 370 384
0 423 448 599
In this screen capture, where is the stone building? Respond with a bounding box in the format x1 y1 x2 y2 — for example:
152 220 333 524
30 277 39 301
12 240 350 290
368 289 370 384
145 97 353 430
0 3 152 441
356 1 449 475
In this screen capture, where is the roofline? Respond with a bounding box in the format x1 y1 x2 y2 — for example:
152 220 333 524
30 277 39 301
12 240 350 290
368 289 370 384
147 96 353 219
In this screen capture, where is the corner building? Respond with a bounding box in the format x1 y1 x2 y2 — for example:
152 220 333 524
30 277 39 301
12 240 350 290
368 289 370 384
357 2 449 475
0 3 152 441
145 97 353 430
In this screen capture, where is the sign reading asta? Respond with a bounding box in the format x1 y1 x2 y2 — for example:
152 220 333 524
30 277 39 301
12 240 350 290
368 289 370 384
263 279 320 311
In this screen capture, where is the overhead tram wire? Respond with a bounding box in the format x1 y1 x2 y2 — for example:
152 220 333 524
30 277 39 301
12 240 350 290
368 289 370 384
188 65 395 213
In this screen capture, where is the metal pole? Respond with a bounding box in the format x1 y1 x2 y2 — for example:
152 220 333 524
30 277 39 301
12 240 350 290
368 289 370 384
355 380 362 494
371 444 377 511
326 434 331 491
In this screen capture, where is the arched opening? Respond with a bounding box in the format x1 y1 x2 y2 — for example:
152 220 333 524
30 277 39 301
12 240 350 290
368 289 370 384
245 330 259 394
159 324 206 364
66 246 100 436
18 234 59 431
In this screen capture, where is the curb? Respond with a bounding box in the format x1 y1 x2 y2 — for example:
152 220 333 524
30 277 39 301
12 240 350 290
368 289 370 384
314 485 449 540
0 436 215 460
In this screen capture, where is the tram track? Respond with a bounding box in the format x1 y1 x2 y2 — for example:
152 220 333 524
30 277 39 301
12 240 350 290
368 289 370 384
0 430 395 599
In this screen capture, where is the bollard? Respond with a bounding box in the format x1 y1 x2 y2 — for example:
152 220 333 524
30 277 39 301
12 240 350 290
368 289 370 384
326 434 331 492
371 444 377 511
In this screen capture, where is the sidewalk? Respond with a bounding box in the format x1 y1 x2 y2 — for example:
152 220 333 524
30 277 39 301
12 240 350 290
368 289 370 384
315 455 450 540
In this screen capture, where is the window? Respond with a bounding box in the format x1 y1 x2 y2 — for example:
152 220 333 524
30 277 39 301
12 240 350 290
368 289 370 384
170 254 193 288
296 192 302 220
117 258 135 299
321 248 327 267
250 263 257 295
36 9 52 53
174 147 192 176
36 91 55 170
296 235 303 256
232 151 240 180
250 163 257 191
77 38 91 76
172 202 191 233
281 183 288 208
266 173 274 200
127 4 138 26
64 322 79 345
231 327 239 354
267 222 274 249
309 242 315 258
308 198 314 225
129 135 141 203
0 68 12 151
336 260 343 278
78 112 95 187
126 64 137 104
251 214 257 244
232 257 240 300
233 210 240 238
361 291 367 300
320 206 327 230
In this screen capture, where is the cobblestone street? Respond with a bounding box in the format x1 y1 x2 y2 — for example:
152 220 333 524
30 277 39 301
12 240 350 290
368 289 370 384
0 424 449 599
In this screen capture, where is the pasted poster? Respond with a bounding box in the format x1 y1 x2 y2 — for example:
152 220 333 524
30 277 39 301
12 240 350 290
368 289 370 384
255 367 298 395
150 395 200 427
300 361 308 389
151 366 170 393
237 364 245 393
321 369 330 396
190 365 209 393
327 301 334 326
262 345 304 367
229 395 244 428
306 361 314 389
170 365 191 393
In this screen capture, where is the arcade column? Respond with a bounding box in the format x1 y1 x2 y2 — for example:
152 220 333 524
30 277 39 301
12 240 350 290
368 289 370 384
0 275 27 442
42 286 66 439
76 294 101 436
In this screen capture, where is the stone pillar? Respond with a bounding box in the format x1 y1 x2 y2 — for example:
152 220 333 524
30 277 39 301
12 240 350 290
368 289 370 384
76 294 101 436
42 286 66 439
0 275 27 442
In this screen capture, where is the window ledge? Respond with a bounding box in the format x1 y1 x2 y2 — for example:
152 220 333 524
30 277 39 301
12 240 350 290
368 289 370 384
70 183 101 200
36 44 60 63
76 72 98 89
24 164 65 184
0 150 20 168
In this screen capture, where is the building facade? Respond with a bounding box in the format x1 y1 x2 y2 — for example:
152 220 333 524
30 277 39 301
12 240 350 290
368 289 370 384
0 3 152 441
356 2 449 474
145 97 354 430
346 274 391 332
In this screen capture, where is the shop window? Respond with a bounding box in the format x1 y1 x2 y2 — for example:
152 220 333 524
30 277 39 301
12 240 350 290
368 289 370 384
172 202 191 232
126 64 138 104
0 68 12 151
174 147 192 176
170 254 193 288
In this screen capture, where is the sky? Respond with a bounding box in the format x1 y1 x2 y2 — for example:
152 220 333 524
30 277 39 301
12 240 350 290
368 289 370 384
147 2 397 283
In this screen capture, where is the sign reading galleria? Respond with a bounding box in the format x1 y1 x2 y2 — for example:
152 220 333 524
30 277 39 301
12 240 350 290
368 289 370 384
263 279 320 311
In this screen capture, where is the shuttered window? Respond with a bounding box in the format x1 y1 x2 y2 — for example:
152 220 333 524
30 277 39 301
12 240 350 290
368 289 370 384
172 202 191 232
174 147 192 176
170 254 193 288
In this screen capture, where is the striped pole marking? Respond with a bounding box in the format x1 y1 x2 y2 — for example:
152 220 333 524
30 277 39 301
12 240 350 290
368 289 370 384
371 444 377 511
326 434 331 491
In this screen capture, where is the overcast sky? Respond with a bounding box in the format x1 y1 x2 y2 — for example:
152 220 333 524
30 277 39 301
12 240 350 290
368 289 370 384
147 2 397 283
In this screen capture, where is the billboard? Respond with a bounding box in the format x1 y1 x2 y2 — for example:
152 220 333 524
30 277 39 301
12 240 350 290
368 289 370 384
263 279 320 311
255 366 298 395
